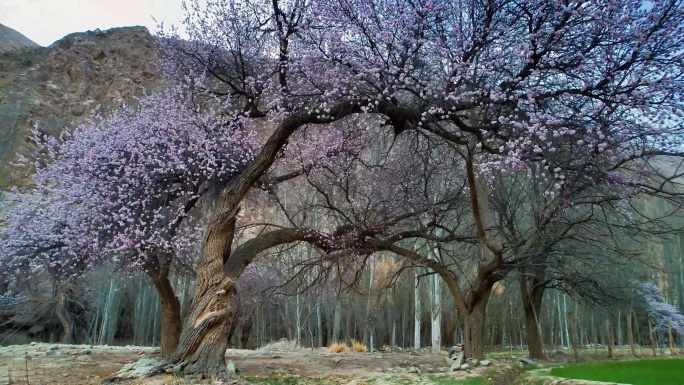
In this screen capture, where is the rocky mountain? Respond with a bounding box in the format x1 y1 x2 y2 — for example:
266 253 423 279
0 23 40 53
0 26 160 190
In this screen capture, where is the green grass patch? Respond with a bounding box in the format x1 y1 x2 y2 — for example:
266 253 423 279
550 359 684 385
244 376 300 385
426 375 488 385
244 375 350 384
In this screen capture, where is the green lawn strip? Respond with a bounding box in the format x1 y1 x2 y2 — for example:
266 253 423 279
549 359 684 385
426 375 488 385
244 376 348 384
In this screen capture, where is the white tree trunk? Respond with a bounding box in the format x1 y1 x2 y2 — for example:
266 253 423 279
316 301 323 347
414 269 421 350
556 291 564 347
564 295 570 348
366 256 375 351
429 242 442 354
296 293 302 346
391 320 397 349
430 278 441 353
332 298 342 343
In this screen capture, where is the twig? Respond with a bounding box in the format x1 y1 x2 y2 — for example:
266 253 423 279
25 352 30 385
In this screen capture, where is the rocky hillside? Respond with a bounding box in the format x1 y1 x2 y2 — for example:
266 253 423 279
0 23 40 53
0 26 160 190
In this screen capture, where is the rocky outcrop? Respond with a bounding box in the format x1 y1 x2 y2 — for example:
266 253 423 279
0 26 160 189
0 23 40 53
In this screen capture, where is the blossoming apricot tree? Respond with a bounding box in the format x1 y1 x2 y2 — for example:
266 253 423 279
160 0 682 372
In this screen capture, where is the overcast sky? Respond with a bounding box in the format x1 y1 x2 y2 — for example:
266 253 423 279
0 0 186 46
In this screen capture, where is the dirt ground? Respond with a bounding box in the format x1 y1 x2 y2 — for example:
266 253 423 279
0 343 155 385
0 343 505 385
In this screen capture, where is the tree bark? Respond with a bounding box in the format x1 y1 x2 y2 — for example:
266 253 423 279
520 275 546 359
648 319 657 357
240 314 253 349
150 273 183 358
332 299 342 342
668 322 677 356
626 313 637 357
463 290 490 359
605 319 613 359
429 240 443 354
524 302 544 359
165 186 244 378
317 302 324 347
414 269 421 350
168 281 241 378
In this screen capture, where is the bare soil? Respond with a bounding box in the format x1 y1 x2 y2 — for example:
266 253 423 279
0 343 155 385
0 343 503 385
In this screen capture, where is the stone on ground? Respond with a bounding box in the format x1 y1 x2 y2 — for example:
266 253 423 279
449 351 464 371
227 360 236 374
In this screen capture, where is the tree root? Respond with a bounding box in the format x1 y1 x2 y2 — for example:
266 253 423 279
101 360 249 384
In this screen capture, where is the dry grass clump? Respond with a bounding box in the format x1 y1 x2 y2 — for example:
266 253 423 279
259 338 301 352
351 340 369 352
328 342 350 353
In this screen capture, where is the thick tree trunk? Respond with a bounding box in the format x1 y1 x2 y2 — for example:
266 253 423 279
463 293 490 359
520 275 545 359
160 102 365 378
150 273 183 358
443 316 458 347
167 213 241 377
524 306 544 359
168 281 241 378
240 315 253 349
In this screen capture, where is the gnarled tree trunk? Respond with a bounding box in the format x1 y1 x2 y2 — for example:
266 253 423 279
162 103 373 378
166 206 243 378
168 280 241 377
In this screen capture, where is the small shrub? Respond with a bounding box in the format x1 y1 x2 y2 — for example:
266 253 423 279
328 342 350 353
351 340 369 352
